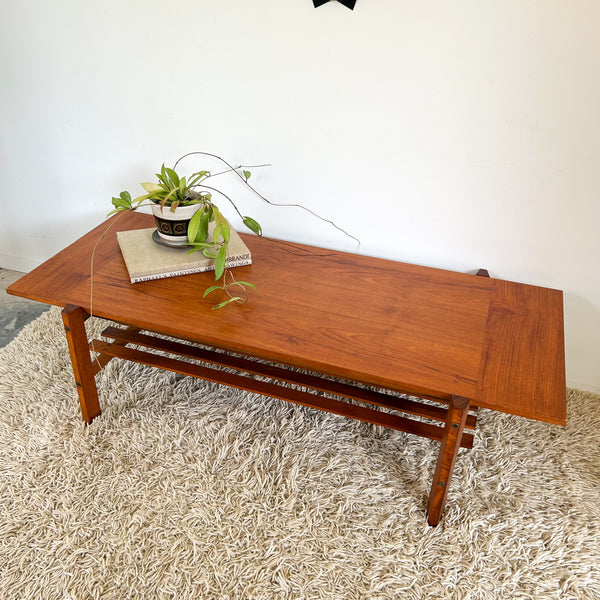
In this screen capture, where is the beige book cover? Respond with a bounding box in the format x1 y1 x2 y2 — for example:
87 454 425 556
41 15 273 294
117 227 252 283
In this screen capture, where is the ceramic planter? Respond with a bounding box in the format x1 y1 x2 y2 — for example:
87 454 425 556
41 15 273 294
151 202 202 246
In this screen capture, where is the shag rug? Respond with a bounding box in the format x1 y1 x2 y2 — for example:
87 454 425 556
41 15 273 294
0 308 599 600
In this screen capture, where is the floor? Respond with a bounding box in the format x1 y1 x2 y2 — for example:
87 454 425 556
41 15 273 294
0 269 50 348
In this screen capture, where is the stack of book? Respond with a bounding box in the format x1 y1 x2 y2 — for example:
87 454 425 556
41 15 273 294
117 227 252 284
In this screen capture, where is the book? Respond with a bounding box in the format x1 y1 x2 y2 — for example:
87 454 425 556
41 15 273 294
117 227 252 283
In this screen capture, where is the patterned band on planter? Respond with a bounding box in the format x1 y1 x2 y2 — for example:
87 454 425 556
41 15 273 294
153 217 190 237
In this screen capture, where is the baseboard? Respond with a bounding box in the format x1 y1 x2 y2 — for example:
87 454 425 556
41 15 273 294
0 253 40 273
567 380 600 395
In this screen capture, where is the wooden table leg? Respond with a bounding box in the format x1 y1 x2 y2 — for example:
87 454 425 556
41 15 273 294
61 304 101 424
427 394 471 526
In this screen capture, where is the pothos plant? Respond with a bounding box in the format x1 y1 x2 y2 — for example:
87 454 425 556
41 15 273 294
110 152 268 308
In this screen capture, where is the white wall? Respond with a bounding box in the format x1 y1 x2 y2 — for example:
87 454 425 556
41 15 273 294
1 0 599 392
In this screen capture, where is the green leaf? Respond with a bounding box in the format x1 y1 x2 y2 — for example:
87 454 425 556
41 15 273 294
178 177 187 198
186 242 213 255
151 191 168 203
111 194 131 210
162 188 177 204
141 182 162 194
187 209 202 244
165 167 180 187
212 224 222 244
202 248 218 259
120 191 132 203
214 244 227 280
242 216 262 236
133 193 151 206
213 209 230 243
243 170 251 180
233 281 256 290
111 197 126 208
212 297 244 310
203 285 223 298
160 164 169 186
221 221 230 243
188 170 209 186
199 210 209 243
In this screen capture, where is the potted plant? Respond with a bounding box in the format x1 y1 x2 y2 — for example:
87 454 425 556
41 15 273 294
110 152 264 308
110 151 359 308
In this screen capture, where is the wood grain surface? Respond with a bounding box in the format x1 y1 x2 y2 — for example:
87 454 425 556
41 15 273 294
7 211 566 423
476 279 566 424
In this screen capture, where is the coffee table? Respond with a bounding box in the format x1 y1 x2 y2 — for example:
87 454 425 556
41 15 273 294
7 211 566 525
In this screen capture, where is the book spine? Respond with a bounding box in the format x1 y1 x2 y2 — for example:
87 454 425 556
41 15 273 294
131 255 252 284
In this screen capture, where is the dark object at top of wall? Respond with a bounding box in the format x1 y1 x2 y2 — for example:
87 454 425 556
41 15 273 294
313 0 356 10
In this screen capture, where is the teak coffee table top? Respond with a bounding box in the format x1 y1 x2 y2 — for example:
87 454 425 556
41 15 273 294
8 213 566 424
8 211 565 425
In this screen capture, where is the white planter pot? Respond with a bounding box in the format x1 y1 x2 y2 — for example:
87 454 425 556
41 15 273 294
151 202 202 246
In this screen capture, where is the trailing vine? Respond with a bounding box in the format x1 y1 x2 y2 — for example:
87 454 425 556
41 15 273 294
109 151 359 308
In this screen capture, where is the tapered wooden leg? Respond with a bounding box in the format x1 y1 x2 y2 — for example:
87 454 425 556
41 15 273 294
427 395 471 526
61 304 101 424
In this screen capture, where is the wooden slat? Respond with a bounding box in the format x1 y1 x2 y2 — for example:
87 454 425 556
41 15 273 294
90 326 140 376
100 326 478 430
91 339 475 449
90 352 113 376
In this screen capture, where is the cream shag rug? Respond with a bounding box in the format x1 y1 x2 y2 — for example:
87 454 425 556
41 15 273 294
0 307 599 600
